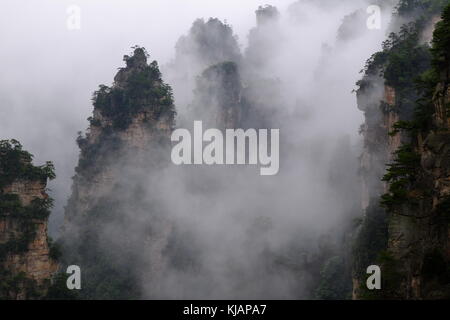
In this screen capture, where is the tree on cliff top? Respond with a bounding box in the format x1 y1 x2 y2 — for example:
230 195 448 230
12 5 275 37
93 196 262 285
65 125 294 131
0 139 55 189
92 47 176 130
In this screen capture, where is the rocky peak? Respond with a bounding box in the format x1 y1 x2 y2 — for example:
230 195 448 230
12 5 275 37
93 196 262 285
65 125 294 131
0 140 58 300
174 18 242 69
255 5 279 26
190 61 243 128
353 2 450 299
245 5 282 73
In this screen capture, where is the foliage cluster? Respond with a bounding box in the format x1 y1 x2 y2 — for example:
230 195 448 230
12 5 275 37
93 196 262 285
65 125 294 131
315 256 352 300
45 272 78 300
175 18 241 68
395 0 449 17
0 195 54 263
381 145 421 209
92 47 176 130
0 140 55 189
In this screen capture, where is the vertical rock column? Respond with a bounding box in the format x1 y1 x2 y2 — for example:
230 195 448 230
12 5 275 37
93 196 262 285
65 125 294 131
0 140 58 299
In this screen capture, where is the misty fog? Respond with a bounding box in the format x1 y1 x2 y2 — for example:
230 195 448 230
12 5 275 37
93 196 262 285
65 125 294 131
1 0 396 298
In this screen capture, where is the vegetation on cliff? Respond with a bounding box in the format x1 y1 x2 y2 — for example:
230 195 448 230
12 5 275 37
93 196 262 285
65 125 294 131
0 140 56 258
357 20 432 121
0 140 55 190
395 0 449 16
431 4 450 70
189 61 244 127
354 0 450 299
0 139 56 299
74 47 176 178
174 18 241 68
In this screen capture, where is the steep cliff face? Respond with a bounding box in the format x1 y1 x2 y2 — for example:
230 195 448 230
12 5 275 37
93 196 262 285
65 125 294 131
164 18 242 110
62 47 176 299
0 140 57 299
66 49 174 221
189 61 244 128
393 8 450 297
353 1 450 299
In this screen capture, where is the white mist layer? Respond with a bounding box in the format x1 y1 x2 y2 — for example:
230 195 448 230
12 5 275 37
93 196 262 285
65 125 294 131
0 0 395 298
